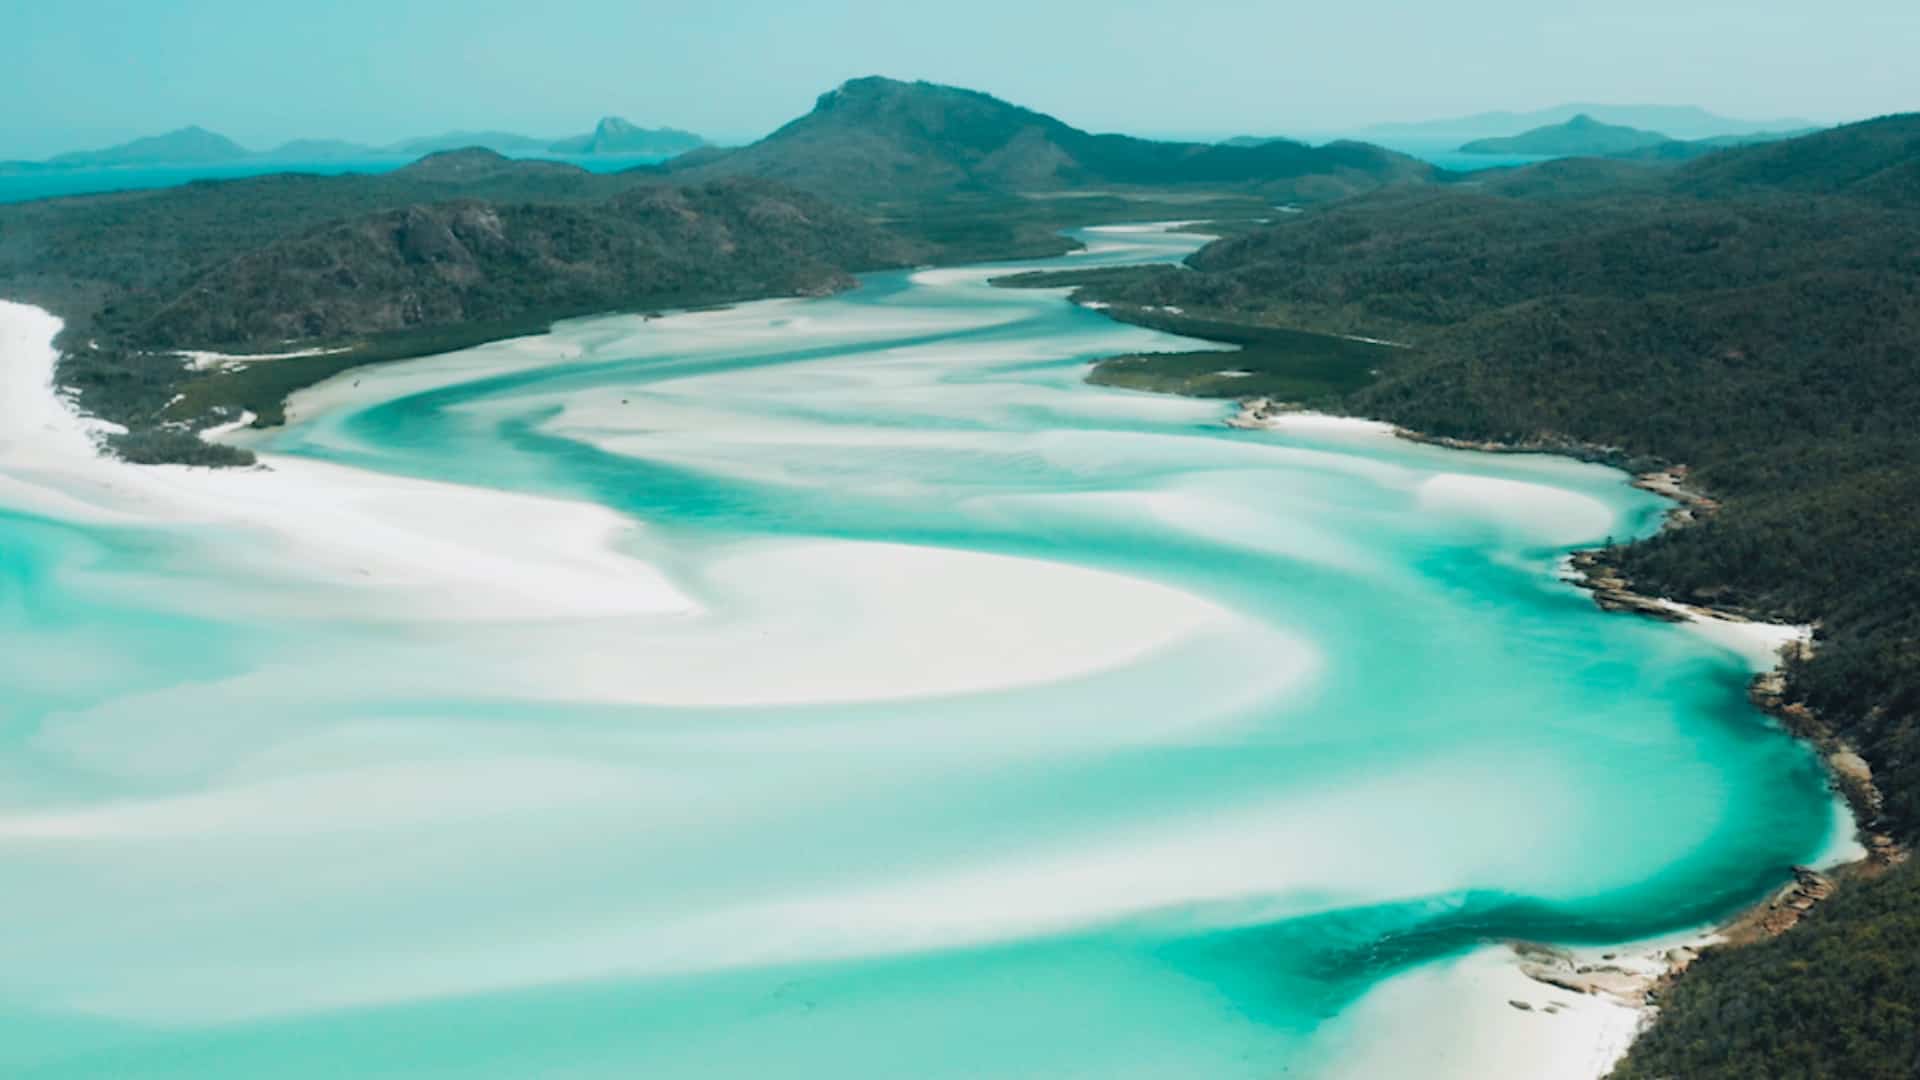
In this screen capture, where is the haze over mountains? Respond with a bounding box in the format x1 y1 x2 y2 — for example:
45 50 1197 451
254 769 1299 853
44 125 254 167
1359 102 1818 141
670 77 1435 201
1461 114 1675 156
14 90 1835 178
12 117 707 170
1456 114 1819 161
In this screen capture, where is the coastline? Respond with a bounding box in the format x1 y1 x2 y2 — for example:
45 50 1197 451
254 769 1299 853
1223 396 1904 1078
0 297 701 621
4 228 1892 1074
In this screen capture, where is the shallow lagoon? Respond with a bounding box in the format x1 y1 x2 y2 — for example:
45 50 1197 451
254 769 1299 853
0 227 1842 1077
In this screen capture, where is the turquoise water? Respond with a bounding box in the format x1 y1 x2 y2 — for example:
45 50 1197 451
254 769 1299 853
0 227 1839 1077
0 154 670 204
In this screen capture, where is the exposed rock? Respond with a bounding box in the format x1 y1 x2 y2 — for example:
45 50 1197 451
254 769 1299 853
1511 943 1661 1005
1829 751 1874 790
1631 465 1720 526
1225 396 1292 429
1719 866 1841 944
1566 550 1690 622
1521 962 1654 1004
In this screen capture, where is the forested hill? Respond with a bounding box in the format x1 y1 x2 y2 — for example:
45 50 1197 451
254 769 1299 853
0 151 916 466
120 179 917 350
1671 112 1920 206
1003 113 1920 1079
673 76 1438 201
0 149 662 306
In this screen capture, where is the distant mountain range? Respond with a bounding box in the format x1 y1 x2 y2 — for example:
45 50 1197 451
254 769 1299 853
1460 114 1673 156
46 125 254 168
669 77 1436 201
4 73 1914 473
14 118 707 170
1361 103 1819 141
1459 114 1822 162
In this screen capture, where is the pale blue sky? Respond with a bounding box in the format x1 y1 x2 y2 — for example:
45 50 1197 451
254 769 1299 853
2 0 1913 157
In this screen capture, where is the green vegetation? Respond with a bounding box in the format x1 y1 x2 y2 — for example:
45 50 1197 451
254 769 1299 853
995 267 1406 400
3 79 1917 1078
886 191 1272 263
672 76 1440 202
0 154 917 463
1611 865 1920 1079
0 134 1284 464
1028 113 1920 1080
0 77 1427 467
165 316 603 429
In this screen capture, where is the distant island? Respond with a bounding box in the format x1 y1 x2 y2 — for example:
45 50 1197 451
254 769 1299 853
549 117 705 156
6 116 708 172
0 76 1448 467
44 125 254 168
1459 114 1673 156
1459 113 1816 160
1362 102 1818 141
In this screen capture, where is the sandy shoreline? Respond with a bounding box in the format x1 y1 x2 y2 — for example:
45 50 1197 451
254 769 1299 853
0 298 697 620
2 294 1270 705
1223 394 1894 1079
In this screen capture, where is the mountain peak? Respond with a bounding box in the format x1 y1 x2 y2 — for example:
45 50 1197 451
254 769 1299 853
681 78 1434 201
825 75 915 100
1460 114 1672 157
550 117 704 156
809 76 1024 120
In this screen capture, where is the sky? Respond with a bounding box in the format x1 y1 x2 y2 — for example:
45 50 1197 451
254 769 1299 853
2 0 1914 158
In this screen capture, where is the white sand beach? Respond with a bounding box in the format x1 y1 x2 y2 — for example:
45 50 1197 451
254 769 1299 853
1316 946 1645 1080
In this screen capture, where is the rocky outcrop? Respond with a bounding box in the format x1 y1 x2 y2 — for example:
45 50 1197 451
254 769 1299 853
1511 943 1670 1007
1568 550 1691 621
1630 466 1719 525
1750 665 1904 863
1225 396 1289 428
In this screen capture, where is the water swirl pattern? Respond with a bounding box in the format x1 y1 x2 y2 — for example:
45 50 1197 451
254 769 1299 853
0 226 1844 1077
